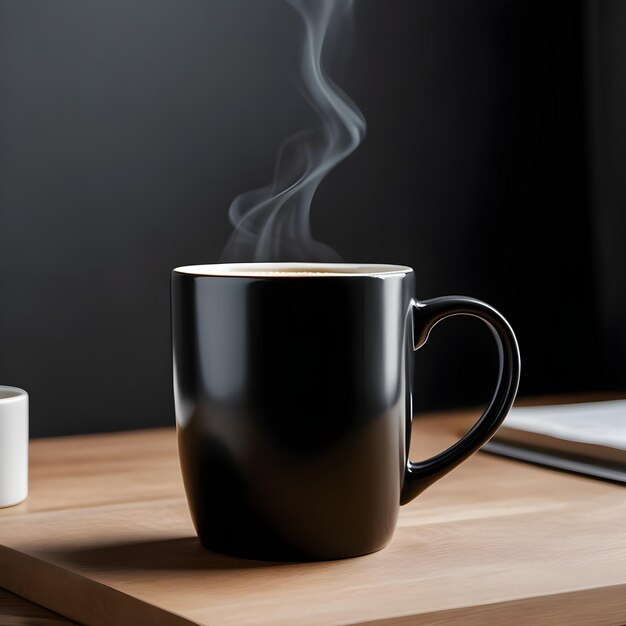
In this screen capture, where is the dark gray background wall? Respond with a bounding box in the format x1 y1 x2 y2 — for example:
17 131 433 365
1 0 624 437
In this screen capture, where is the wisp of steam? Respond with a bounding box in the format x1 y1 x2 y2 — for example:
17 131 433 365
221 0 366 262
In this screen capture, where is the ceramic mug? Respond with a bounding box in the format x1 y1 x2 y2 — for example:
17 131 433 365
171 263 520 560
0 386 29 508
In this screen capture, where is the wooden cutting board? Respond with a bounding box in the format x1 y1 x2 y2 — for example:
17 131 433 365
0 409 625 626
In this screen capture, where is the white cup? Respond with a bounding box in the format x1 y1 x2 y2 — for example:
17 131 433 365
0 386 28 508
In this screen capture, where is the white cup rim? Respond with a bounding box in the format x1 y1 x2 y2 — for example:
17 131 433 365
173 262 413 278
0 386 29 403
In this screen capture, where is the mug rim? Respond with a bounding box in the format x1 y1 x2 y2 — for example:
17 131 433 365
0 386 28 403
173 262 413 278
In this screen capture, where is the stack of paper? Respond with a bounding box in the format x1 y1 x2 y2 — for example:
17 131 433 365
483 400 626 483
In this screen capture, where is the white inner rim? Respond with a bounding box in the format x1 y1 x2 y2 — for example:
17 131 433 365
0 386 28 402
173 263 412 277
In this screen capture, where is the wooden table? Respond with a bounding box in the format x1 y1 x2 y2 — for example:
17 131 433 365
0 587 77 625
0 407 624 625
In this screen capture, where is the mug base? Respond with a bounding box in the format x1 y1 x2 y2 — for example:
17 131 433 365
197 536 389 563
0 493 28 509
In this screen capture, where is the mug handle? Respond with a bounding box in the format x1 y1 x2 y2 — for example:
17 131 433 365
400 296 521 505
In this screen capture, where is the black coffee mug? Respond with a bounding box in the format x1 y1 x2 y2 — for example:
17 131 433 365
172 263 520 561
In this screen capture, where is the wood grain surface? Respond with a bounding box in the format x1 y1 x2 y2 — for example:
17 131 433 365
0 406 624 626
0 587 77 625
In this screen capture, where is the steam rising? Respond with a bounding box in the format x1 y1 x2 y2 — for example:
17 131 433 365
221 0 365 262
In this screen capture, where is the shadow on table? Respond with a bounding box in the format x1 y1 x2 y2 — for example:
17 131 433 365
39 537 298 572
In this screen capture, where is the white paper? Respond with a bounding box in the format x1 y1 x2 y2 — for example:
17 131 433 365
502 400 626 450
